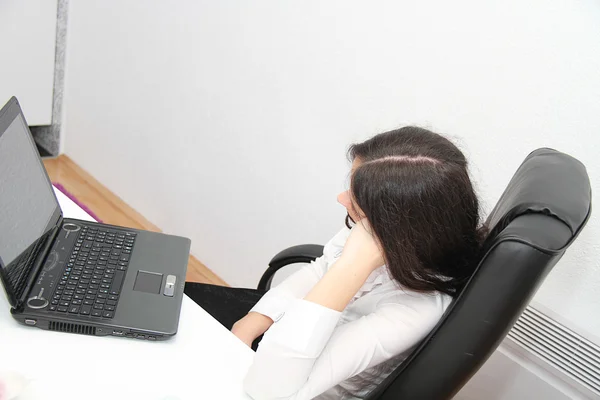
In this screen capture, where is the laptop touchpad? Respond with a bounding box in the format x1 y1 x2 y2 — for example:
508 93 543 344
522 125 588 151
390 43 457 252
133 271 163 294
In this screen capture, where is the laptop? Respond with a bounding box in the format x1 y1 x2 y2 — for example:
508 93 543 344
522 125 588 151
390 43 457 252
0 97 190 340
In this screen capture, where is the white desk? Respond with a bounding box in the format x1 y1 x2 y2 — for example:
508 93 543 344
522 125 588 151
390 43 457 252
0 188 254 400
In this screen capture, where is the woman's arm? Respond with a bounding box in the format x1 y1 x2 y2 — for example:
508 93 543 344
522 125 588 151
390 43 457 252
304 221 384 311
232 256 329 347
243 297 445 400
304 257 373 311
232 227 351 347
231 255 369 350
232 220 381 347
232 312 274 348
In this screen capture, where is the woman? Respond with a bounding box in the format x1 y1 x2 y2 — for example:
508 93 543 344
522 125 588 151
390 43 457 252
185 127 485 399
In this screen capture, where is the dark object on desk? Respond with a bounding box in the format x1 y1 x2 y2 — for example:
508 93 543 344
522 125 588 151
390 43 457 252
184 282 266 351
258 148 592 399
0 96 191 341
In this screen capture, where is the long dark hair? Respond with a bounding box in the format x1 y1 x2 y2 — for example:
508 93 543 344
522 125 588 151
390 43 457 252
347 127 485 297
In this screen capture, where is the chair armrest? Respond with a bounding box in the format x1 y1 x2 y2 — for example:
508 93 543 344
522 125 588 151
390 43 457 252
257 244 324 291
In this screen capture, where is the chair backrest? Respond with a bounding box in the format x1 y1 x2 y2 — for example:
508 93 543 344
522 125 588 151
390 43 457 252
366 148 592 399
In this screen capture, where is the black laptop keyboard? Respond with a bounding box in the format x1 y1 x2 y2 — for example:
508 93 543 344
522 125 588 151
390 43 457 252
49 225 136 318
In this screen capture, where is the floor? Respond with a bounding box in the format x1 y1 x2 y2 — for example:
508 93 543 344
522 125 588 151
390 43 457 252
42 155 227 286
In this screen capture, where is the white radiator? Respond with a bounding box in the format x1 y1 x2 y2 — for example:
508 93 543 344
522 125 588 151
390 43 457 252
509 307 600 395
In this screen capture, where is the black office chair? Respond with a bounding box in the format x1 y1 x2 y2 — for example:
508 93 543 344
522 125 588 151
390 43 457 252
257 148 592 399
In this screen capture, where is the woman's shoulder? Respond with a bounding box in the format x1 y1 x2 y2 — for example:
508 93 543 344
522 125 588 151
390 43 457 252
377 285 452 324
356 289 452 359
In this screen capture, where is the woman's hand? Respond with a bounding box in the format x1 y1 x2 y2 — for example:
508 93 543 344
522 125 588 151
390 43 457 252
304 219 385 312
232 312 274 348
340 219 385 272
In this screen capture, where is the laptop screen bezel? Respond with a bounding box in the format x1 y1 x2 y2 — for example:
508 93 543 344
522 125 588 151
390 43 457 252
0 97 63 308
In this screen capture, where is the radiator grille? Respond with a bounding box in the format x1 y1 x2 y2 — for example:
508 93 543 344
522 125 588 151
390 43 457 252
508 307 600 395
48 321 96 336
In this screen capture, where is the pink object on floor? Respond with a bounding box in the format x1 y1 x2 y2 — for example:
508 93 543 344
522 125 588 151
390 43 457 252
52 183 103 223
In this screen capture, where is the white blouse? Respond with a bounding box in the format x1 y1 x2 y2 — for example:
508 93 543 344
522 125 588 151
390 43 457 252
244 227 452 400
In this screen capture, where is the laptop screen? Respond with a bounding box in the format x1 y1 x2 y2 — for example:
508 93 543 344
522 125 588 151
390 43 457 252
0 101 60 304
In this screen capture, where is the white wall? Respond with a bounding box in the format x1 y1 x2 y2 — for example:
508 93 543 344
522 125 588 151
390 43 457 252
63 0 600 339
0 0 57 125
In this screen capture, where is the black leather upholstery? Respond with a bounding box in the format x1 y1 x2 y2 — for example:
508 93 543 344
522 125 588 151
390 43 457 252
485 148 590 243
257 148 591 399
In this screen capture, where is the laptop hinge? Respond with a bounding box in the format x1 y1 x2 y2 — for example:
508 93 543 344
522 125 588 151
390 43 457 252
15 221 62 310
